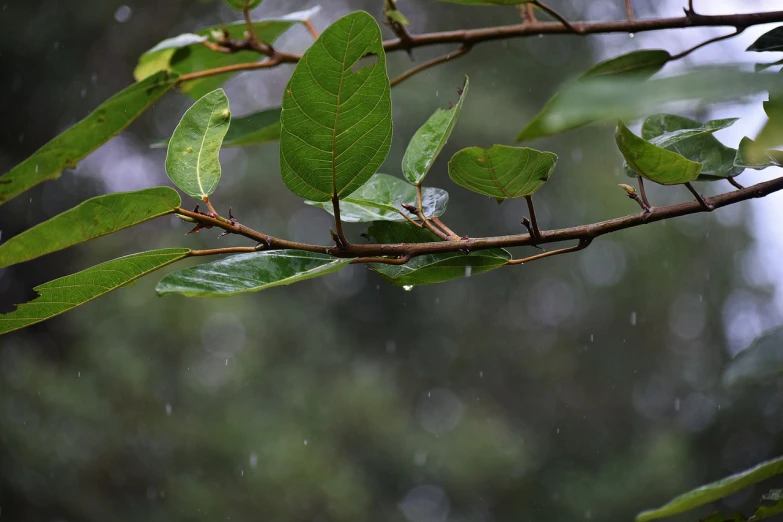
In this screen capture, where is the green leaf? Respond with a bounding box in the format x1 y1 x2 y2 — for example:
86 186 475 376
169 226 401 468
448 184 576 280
747 26 783 52
0 71 178 205
367 222 510 286
306 173 448 222
135 7 320 99
402 76 469 185
166 89 231 199
755 58 783 73
615 121 702 185
152 107 280 149
752 499 783 521
722 326 783 388
223 0 263 10
448 144 557 200
636 456 783 522
624 114 742 180
280 11 393 202
156 251 349 297
133 34 206 81
754 96 783 150
517 50 671 141
0 187 180 269
735 137 783 169
0 249 190 335
439 0 534 4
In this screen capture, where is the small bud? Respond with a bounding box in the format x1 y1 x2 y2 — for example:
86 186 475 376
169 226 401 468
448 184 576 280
176 213 197 223
618 184 637 197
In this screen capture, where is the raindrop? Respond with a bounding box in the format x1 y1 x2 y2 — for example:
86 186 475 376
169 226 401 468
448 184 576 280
464 265 472 278
77 371 80 377
629 32 635 38
241 469 244 476
225 358 228 366
403 285 414 292
538 33 543 38
114 5 132 23
303 439 308 446
674 398 681 411
590 334 594 342
630 311 637 326
249 453 258 468
165 403 172 416
556 428 560 434
479 371 483 378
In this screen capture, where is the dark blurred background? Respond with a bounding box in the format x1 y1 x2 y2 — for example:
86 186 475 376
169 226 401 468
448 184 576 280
2 1 783 521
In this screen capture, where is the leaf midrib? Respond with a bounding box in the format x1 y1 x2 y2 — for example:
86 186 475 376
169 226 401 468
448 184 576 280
195 96 220 196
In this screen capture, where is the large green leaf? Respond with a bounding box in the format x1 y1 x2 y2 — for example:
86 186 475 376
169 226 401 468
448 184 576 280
367 222 510 287
636 456 783 522
616 121 702 185
722 326 783 388
735 137 783 169
0 187 180 269
623 114 742 180
223 0 263 10
166 89 231 199
156 250 349 297
402 76 469 185
747 26 783 52
152 108 280 149
517 50 671 141
306 173 448 222
0 249 190 335
135 7 320 99
279 11 393 202
0 71 178 205
448 144 557 200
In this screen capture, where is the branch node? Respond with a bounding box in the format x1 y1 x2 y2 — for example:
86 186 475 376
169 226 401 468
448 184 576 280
685 182 714 211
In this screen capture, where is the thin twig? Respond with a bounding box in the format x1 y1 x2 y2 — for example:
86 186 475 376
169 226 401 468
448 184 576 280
728 177 745 190
202 196 219 218
415 185 453 240
508 238 592 265
625 0 633 21
243 6 257 42
532 1 582 34
390 45 471 87
303 20 319 39
685 182 714 211
637 176 652 209
350 254 411 265
431 217 460 240
331 195 350 247
524 195 542 240
669 28 743 61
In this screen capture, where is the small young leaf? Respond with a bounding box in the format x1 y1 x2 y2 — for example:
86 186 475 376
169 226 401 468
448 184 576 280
624 114 742 180
156 251 349 297
0 187 181 269
166 89 231 199
636 456 783 522
306 173 448 222
0 71 178 205
616 121 702 185
735 137 783 169
448 144 557 201
722 326 783 388
223 0 263 10
280 11 393 202
0 249 190 335
517 50 671 141
747 26 783 52
152 108 280 149
368 222 510 286
402 76 469 185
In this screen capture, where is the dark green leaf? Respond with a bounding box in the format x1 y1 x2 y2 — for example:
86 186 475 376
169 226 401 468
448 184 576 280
166 89 231 199
0 187 180 269
152 108 280 149
0 71 178 205
616 121 702 185
624 114 742 180
755 58 783 73
448 144 557 200
735 137 783 169
517 50 671 141
747 26 783 52
0 249 190 335
156 251 349 297
636 456 783 522
367 222 510 287
722 326 783 388
223 0 263 10
280 11 392 202
402 76 469 185
752 499 783 521
306 173 448 222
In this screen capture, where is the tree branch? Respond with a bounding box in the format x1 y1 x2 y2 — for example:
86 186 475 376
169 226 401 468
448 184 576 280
390 45 471 87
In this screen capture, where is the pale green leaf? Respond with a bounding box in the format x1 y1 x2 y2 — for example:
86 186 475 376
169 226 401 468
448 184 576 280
636 456 783 522
616 121 702 185
166 89 231 199
223 0 263 10
368 222 510 286
448 144 557 200
722 326 783 388
735 137 783 169
306 173 448 222
133 34 206 81
0 249 190 335
517 50 671 141
156 250 349 297
152 108 280 149
0 187 180 269
403 76 469 185
280 11 393 202
0 72 178 205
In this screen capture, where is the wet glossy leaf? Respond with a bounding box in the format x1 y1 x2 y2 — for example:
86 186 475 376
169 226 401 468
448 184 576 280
133 33 206 80
223 0 263 10
306 173 448 222
448 144 557 200
616 121 702 185
0 71 178 205
402 76 469 185
722 326 783 388
0 187 180 269
747 26 783 52
153 108 280 149
367 222 510 286
135 7 320 99
518 50 671 141
156 251 349 297
636 456 783 522
623 114 742 180
735 137 783 169
166 89 231 199
280 11 393 202
0 249 190 335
